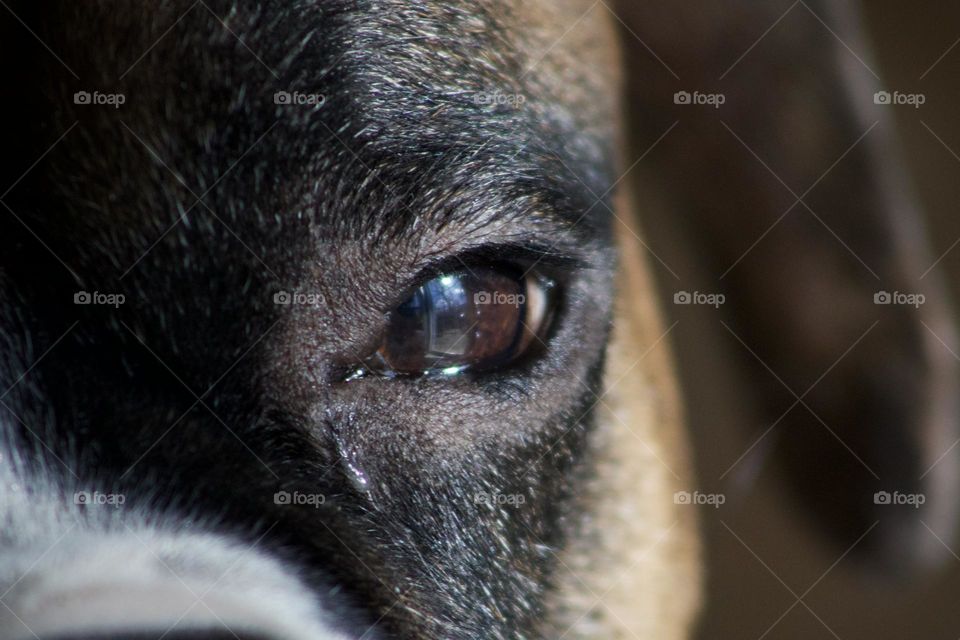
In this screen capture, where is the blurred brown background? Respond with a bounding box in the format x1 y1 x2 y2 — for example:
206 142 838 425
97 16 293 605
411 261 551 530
631 2 960 638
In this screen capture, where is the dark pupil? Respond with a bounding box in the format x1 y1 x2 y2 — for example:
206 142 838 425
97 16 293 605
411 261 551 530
380 269 525 374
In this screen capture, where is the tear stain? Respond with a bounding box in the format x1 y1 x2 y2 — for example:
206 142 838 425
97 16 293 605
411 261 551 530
331 412 373 497
343 454 370 494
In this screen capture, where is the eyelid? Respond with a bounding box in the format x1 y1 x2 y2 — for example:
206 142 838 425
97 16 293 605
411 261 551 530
413 243 584 285
391 243 580 315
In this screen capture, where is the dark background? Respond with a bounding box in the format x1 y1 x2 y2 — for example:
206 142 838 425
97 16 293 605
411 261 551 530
637 3 960 638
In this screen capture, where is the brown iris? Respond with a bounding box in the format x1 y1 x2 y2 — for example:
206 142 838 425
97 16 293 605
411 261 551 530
365 268 553 377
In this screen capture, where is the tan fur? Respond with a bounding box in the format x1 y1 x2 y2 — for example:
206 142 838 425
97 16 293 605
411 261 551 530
503 0 622 150
505 1 703 635
546 196 703 639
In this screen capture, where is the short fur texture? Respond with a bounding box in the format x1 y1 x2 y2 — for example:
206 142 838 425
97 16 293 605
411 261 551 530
0 1 701 638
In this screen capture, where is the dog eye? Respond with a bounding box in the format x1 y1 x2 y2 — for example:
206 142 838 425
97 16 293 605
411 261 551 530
360 268 555 378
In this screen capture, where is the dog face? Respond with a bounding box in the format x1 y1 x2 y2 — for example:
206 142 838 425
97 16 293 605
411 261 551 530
0 1 700 638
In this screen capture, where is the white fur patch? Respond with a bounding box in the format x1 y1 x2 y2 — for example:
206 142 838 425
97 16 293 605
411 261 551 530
0 530 352 639
0 442 365 640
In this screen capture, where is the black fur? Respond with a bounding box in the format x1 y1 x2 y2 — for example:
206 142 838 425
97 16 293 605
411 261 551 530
1 2 617 638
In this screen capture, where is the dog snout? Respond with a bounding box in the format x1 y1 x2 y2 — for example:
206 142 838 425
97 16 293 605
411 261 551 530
0 524 370 640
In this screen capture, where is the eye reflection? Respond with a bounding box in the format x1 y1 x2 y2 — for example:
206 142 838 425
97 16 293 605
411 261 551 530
357 267 555 378
425 275 471 359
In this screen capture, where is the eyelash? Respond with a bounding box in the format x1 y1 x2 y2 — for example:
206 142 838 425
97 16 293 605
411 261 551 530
413 244 583 285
